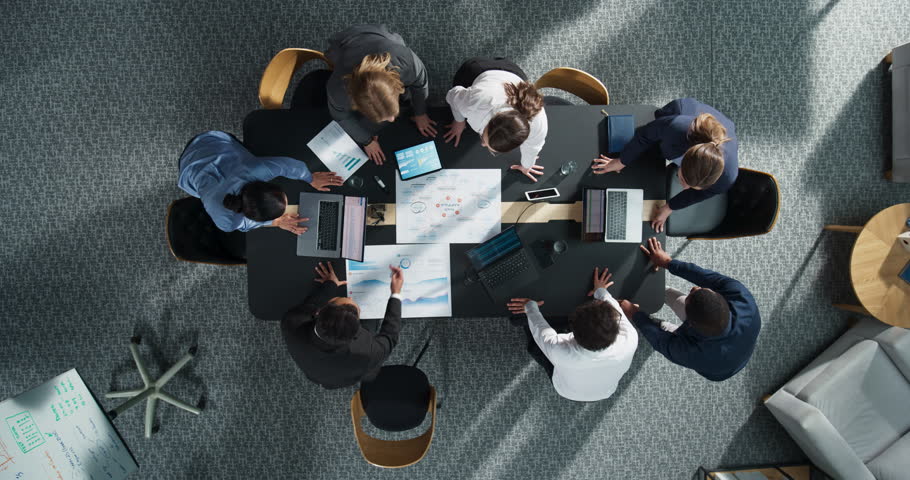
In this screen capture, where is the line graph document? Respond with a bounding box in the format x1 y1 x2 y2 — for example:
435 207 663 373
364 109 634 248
396 169 501 244
306 121 369 181
0 369 138 480
346 244 451 319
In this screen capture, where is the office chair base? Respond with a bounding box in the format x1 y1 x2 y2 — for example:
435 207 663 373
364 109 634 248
106 337 203 438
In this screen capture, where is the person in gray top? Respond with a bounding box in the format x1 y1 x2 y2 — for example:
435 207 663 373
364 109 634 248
326 24 435 165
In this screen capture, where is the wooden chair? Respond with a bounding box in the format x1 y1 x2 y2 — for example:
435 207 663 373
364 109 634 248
166 197 246 265
350 385 437 468
258 48 333 109
534 67 610 105
350 339 436 468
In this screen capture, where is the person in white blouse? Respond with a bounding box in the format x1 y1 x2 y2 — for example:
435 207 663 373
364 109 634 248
506 267 639 402
443 57 548 182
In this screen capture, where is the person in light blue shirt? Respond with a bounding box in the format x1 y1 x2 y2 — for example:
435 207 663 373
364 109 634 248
178 131 342 234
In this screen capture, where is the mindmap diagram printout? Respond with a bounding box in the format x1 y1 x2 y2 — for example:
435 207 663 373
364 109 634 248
396 169 501 244
306 121 369 181
346 245 452 319
0 369 138 480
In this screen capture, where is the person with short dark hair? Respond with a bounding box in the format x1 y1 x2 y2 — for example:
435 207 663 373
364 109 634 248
281 261 404 389
626 237 761 381
178 131 342 234
506 267 638 402
444 57 548 182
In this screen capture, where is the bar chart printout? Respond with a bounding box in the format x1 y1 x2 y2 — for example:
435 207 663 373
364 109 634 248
306 121 370 181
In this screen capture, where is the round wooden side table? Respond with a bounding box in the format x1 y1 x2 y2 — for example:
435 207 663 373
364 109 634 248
826 203 910 327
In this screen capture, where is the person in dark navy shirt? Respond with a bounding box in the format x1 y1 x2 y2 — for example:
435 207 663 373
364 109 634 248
591 98 739 233
622 238 761 381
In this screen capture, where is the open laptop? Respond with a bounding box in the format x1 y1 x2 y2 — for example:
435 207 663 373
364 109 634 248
465 227 541 303
296 192 366 262
603 188 644 243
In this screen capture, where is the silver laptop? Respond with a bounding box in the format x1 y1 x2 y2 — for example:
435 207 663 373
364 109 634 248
296 192 366 261
603 188 644 243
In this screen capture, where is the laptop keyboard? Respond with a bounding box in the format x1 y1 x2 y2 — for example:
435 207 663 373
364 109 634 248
317 201 340 251
479 250 532 288
605 191 628 240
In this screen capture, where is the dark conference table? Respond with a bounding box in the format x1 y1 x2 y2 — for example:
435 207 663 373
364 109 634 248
243 105 666 320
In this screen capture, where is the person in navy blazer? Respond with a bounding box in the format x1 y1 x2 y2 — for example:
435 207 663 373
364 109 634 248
591 98 739 232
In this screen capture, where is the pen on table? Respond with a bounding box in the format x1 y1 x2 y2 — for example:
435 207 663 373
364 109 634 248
374 175 390 193
600 109 609 117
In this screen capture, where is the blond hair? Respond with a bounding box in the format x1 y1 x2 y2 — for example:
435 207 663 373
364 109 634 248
681 113 731 189
345 53 404 123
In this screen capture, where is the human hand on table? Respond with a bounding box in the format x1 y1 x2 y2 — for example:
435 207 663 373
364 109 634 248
639 237 672 271
506 298 544 314
412 114 438 137
389 265 404 294
272 213 309 235
443 120 466 147
587 266 615 296
510 163 544 182
314 261 346 286
619 299 640 318
650 204 673 233
591 155 625 174
309 171 344 191
364 137 386 165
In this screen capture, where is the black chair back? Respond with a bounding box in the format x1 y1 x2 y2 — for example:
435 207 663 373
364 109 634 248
692 168 780 239
360 365 431 432
166 197 246 265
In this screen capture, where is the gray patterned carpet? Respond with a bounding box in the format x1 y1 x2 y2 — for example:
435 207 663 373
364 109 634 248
2 1 909 479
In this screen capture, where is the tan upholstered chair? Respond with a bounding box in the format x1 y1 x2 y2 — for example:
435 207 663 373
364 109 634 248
534 67 610 105
258 48 333 109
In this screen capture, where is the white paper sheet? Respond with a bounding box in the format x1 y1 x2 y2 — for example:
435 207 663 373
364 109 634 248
346 244 452 319
306 121 369 181
396 169 501 244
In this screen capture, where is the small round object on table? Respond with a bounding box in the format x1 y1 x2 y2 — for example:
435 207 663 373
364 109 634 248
552 240 567 255
850 203 910 327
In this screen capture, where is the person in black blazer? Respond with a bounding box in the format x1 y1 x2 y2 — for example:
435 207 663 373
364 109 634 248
281 261 404 389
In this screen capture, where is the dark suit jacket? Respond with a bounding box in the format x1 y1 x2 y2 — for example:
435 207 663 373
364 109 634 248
620 98 739 210
631 260 761 381
325 24 429 145
280 282 401 389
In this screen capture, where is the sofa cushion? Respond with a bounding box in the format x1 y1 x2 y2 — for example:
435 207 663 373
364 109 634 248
796 340 910 463
867 432 910 480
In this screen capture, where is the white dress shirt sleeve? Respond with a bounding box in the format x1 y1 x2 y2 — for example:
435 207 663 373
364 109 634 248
445 86 472 123
519 109 548 168
525 301 573 363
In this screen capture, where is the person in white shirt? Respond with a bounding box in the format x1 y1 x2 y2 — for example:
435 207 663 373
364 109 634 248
506 267 639 402
443 57 548 182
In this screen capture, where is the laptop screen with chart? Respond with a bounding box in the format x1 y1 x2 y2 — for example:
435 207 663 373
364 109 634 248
306 120 369 181
396 141 442 180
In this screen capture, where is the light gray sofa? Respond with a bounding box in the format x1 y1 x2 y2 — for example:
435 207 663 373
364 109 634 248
892 41 910 182
765 317 910 480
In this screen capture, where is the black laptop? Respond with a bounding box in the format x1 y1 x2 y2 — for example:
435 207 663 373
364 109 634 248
465 227 542 303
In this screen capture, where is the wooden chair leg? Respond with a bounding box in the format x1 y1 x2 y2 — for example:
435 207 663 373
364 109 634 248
823 225 863 233
885 170 893 181
833 304 870 315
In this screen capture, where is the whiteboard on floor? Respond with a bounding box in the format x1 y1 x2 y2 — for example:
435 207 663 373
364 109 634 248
0 369 138 480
